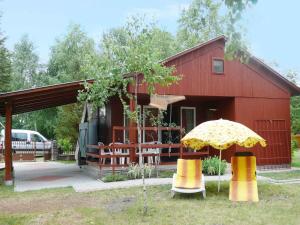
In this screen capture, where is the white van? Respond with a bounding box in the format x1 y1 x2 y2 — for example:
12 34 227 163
0 129 52 152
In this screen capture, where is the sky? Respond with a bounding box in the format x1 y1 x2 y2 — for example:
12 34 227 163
1 0 300 82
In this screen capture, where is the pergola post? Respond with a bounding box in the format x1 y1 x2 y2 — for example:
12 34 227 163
4 101 13 185
129 97 137 162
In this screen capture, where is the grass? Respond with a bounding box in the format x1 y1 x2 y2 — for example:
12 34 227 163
292 149 300 167
102 173 128 182
1 170 300 225
259 170 300 180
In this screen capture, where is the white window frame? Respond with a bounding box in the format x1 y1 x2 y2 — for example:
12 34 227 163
180 107 196 132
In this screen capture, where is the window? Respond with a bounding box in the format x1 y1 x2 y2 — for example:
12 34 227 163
30 134 43 142
12 133 27 141
212 58 224 74
181 107 196 133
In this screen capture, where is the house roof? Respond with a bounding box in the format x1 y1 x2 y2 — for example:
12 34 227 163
249 55 300 96
0 79 93 116
162 35 227 64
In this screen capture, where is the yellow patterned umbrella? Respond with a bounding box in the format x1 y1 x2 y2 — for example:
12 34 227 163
181 119 267 191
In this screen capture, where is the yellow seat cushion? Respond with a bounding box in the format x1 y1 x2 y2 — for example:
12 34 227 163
175 159 202 189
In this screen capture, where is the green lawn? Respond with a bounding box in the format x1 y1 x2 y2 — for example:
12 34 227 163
292 149 300 167
260 170 300 180
1 172 300 225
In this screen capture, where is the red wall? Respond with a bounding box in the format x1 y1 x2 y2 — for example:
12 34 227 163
235 97 291 165
134 39 290 100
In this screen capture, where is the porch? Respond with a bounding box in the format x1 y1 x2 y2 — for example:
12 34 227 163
81 95 236 172
85 126 210 173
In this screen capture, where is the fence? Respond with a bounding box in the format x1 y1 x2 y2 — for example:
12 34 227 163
86 126 209 172
0 141 52 161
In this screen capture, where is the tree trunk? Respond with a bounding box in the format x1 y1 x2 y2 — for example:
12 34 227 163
135 76 147 215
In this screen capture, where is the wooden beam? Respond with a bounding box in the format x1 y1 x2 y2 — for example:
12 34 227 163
13 97 78 114
14 95 77 109
4 101 13 185
13 91 78 106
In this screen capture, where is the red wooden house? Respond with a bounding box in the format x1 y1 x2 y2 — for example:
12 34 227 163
81 36 300 168
1 36 300 183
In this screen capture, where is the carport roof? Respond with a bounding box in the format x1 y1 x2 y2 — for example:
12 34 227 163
0 79 94 116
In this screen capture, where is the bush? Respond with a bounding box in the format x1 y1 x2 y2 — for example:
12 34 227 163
57 138 73 153
102 173 128 182
203 156 227 175
292 139 298 158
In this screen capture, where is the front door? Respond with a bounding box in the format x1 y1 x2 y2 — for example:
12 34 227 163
180 107 196 134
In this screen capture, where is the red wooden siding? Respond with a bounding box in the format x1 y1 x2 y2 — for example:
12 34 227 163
133 39 290 100
235 97 291 165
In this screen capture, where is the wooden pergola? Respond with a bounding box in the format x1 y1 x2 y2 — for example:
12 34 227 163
0 80 93 185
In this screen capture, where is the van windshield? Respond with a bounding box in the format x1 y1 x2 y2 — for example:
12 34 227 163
30 134 44 142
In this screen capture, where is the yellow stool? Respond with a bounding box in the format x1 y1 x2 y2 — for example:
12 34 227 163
229 153 259 202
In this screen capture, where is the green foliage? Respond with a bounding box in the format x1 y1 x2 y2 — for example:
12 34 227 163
292 150 300 168
203 156 227 175
79 16 181 112
48 24 99 82
11 34 39 90
291 97 300 134
177 0 224 49
0 32 12 93
8 35 57 139
287 71 300 134
102 173 128 182
57 138 73 153
224 0 257 15
55 104 83 146
176 0 252 60
292 139 298 158
47 25 99 143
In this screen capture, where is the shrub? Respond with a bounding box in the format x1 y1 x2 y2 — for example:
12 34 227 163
127 163 154 179
203 156 227 175
292 139 298 158
102 173 128 182
57 138 73 153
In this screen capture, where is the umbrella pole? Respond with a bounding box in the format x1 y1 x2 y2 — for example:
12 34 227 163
218 150 222 192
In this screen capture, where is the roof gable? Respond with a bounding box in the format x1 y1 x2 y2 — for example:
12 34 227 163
162 36 300 96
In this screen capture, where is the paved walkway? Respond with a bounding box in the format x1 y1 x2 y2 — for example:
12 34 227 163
11 161 233 192
7 161 300 192
13 162 97 192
